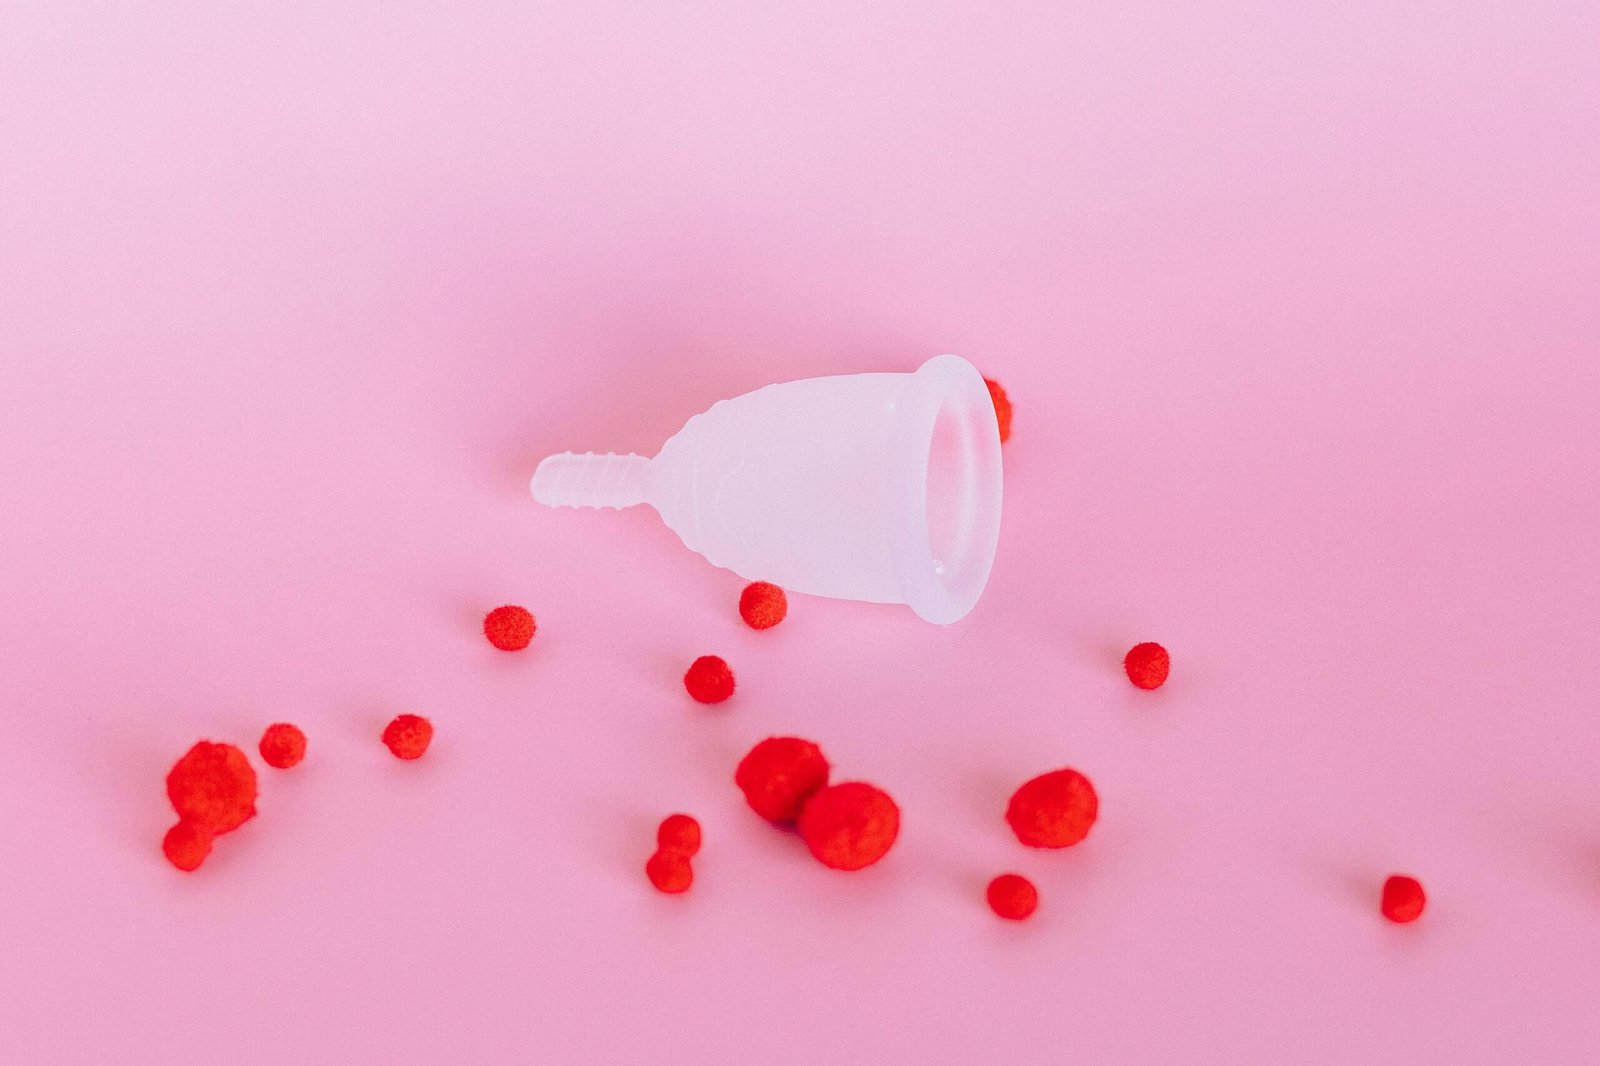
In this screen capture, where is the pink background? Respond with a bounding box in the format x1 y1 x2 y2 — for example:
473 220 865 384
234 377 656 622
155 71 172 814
3 2 1598 1062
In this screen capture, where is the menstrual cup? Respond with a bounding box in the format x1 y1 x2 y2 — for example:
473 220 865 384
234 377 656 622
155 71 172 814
531 354 1002 623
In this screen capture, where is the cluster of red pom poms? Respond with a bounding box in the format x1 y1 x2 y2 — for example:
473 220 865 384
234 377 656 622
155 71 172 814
154 439 1432 929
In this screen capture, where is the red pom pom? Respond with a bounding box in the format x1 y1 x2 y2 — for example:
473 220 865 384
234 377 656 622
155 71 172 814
1006 768 1098 849
162 819 214 872
1124 642 1170 689
984 378 1013 443
382 714 434 760
657 814 702 857
258 722 307 770
166 741 258 834
1381 875 1426 923
739 582 788 630
986 873 1039 920
684 655 735 704
646 850 693 894
798 781 900 871
735 737 830 823
484 604 536 651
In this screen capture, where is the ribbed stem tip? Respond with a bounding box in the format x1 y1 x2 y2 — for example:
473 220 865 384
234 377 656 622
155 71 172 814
530 452 651 509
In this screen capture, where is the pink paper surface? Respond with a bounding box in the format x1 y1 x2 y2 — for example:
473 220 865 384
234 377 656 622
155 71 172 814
3 3 1598 1062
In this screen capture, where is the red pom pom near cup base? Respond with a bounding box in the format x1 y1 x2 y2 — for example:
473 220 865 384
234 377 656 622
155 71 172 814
739 582 788 630
684 655 735 704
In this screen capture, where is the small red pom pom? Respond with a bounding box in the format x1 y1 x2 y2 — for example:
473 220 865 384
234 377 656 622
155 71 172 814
484 605 536 651
684 655 735 704
1006 768 1098 849
739 582 788 630
735 737 831 823
162 819 214 872
1124 642 1170 689
1381 875 1426 923
382 714 434 760
986 873 1039 920
657 814 702 857
798 781 900 871
166 741 258 834
646 850 693 893
984 378 1012 443
258 722 307 770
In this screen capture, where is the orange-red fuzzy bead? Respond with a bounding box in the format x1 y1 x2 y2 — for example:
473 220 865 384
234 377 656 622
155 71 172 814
166 741 258 834
1381 875 1426 923
735 737 831 823
1006 768 1098 849
984 378 1013 443
382 714 434 760
684 655 735 704
657 814 702 857
739 582 788 630
646 850 693 893
798 781 900 871
258 722 307 770
987 873 1038 920
162 819 214 872
1124 642 1170 689
484 605 536 651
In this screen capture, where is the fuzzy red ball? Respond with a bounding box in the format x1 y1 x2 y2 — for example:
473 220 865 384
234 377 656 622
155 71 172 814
1006 768 1098 849
984 377 1013 443
258 722 307 770
986 873 1039 920
1124 642 1170 689
1381 875 1426 923
738 582 788 630
646 850 693 894
735 737 831 823
657 814 702 857
483 604 536 650
166 741 258 834
798 781 900 871
162 819 214 872
382 714 434 760
684 655 735 704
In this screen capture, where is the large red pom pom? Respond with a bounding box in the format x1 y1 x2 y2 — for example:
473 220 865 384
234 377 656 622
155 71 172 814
797 781 900 871
162 819 214 872
166 741 258 834
1006 768 1098 848
986 873 1038 920
258 722 307 770
382 714 434 760
684 655 735 704
484 605 536 651
735 737 830 823
739 582 788 630
1381 875 1426 923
